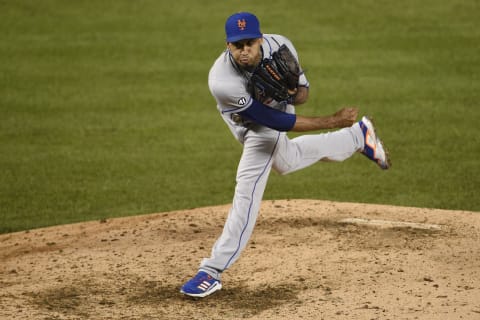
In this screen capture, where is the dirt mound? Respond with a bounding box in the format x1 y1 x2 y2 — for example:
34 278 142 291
1 200 479 319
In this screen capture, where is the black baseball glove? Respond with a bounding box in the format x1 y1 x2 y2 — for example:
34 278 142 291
250 44 301 103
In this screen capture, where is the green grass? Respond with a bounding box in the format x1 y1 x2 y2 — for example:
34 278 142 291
1 0 479 233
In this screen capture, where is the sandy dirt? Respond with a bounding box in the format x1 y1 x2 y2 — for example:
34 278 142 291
1 199 479 320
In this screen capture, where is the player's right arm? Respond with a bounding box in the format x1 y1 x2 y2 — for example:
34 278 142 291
291 107 358 132
210 76 356 132
209 52 355 133
237 99 358 132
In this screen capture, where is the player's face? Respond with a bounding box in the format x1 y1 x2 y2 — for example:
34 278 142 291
227 38 263 69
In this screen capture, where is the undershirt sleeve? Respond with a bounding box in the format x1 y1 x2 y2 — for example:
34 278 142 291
238 99 296 132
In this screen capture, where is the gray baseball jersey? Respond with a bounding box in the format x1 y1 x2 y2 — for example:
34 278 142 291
209 34 308 143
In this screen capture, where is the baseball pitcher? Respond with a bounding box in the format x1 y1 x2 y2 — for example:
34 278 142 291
181 12 391 298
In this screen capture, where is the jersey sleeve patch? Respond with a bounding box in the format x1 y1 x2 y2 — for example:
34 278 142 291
209 78 253 114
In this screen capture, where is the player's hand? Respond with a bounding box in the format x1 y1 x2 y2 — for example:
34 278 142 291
333 107 359 127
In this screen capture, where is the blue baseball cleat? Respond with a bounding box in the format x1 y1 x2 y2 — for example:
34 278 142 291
359 116 391 170
180 271 222 298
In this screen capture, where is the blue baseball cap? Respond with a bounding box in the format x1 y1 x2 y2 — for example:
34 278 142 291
225 12 263 42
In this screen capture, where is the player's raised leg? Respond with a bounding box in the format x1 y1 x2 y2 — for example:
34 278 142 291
272 123 363 174
272 118 390 175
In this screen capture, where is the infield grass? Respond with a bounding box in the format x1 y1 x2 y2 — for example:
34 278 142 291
1 0 479 233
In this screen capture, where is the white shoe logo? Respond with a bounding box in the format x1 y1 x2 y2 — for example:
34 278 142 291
198 280 211 292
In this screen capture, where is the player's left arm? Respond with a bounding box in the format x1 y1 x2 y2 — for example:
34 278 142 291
251 40 310 107
282 37 309 106
291 86 309 105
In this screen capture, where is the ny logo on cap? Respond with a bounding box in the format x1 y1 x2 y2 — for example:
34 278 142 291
237 19 246 30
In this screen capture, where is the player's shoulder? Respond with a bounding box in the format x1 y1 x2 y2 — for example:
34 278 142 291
210 50 233 76
208 50 250 109
211 50 230 67
263 34 291 42
262 34 295 57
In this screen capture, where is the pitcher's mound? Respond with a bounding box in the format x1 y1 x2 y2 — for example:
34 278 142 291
1 200 479 319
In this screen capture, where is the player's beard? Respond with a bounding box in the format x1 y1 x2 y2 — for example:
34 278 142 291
238 52 262 72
